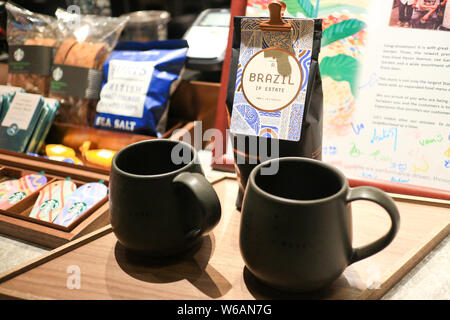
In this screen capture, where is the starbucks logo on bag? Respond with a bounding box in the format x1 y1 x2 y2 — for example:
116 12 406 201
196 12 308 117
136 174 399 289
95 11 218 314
40 199 60 214
8 191 26 203
6 123 19 136
14 48 24 62
52 67 63 81
68 202 87 216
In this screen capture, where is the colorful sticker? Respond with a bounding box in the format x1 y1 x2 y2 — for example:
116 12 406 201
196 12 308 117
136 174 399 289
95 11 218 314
53 182 107 227
0 173 47 210
0 179 20 201
29 180 76 222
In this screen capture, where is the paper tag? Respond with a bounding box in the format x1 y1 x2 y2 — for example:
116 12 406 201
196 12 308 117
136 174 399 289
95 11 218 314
19 173 48 194
50 65 103 99
241 48 303 112
0 179 20 201
0 174 47 210
8 45 54 75
96 60 155 118
29 180 77 222
230 18 314 141
53 182 108 227
1 93 42 131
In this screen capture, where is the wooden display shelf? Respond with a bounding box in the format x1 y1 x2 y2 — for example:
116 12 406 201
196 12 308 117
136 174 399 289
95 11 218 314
0 177 448 300
42 80 220 168
0 63 221 247
0 150 110 248
46 120 184 152
1 62 220 165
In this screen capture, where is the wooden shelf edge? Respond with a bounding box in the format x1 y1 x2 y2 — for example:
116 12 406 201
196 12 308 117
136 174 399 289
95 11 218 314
361 222 450 300
0 225 113 285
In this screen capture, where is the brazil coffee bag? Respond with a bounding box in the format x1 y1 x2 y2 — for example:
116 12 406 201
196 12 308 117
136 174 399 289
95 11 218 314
226 16 323 209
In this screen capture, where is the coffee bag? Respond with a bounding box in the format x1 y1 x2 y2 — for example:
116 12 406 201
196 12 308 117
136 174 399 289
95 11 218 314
6 3 59 96
49 8 128 126
226 15 323 209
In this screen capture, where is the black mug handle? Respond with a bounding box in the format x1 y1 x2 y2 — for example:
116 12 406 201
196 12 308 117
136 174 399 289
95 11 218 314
173 172 221 235
346 186 400 264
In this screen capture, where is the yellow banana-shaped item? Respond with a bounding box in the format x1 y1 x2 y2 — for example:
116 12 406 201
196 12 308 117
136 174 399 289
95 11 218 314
80 141 116 168
46 144 76 158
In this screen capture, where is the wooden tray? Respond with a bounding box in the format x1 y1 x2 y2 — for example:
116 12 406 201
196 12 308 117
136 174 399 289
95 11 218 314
0 150 110 248
0 177 448 300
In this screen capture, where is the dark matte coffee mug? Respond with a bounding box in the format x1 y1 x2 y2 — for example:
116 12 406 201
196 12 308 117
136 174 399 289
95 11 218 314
110 139 221 257
240 157 400 292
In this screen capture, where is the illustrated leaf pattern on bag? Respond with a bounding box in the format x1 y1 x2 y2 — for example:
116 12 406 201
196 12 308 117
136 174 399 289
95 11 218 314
321 19 366 47
319 54 360 96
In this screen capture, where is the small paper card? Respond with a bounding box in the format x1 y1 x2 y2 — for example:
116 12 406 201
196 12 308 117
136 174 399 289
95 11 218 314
230 18 314 141
29 180 77 222
53 182 108 227
0 174 48 210
0 179 20 202
1 92 42 131
0 92 44 153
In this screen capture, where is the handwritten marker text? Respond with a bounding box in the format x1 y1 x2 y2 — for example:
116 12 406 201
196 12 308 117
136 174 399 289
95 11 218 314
419 134 443 147
391 177 410 183
351 123 365 135
349 143 362 158
370 127 398 151
413 160 430 173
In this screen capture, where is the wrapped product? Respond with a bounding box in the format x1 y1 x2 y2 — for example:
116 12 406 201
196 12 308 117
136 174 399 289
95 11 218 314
0 85 24 120
6 3 59 95
226 10 323 209
49 8 128 126
95 40 188 136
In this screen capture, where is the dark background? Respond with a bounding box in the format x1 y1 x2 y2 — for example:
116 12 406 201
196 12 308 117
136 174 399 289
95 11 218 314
12 0 231 17
0 0 232 75
8 0 232 39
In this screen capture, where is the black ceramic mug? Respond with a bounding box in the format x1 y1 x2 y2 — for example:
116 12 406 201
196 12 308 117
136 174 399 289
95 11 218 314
240 157 400 293
110 139 221 257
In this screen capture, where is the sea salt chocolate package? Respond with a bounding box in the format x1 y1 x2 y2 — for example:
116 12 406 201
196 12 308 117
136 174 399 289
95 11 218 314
226 15 323 209
94 40 188 137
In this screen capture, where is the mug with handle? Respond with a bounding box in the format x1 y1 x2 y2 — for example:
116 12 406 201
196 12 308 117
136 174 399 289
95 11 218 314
240 157 400 292
110 139 221 257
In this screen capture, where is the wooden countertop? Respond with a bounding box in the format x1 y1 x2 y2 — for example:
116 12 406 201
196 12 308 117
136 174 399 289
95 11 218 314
0 176 448 300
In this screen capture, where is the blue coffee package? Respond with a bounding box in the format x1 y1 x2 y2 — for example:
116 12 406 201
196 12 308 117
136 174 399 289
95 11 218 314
94 40 188 137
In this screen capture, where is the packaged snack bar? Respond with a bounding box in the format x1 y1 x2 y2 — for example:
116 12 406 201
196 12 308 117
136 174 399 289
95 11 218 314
49 8 128 126
0 85 24 120
25 98 60 154
0 92 45 153
95 40 188 136
5 3 59 95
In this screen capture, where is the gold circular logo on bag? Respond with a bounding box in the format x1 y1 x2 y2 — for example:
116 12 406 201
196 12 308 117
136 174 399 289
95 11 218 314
242 47 303 112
